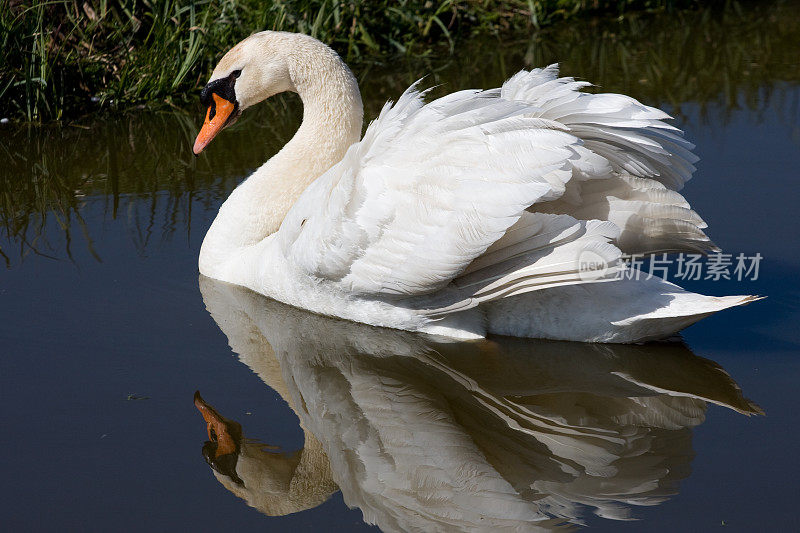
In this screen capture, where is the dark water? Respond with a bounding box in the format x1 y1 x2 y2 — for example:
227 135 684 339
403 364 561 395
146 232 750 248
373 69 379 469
2 2 799 531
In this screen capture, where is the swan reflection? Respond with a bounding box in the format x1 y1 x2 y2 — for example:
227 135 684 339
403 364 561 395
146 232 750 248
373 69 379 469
195 276 760 531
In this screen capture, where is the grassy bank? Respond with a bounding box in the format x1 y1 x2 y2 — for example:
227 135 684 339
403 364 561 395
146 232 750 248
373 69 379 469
1 0 700 122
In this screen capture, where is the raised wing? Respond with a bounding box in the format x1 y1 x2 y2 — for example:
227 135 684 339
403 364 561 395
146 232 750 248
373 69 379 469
502 65 714 255
278 84 597 297
501 65 698 190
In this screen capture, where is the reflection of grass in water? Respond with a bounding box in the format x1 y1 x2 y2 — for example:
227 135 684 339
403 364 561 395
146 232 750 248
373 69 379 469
0 100 301 267
361 0 800 118
1 0 799 266
536 2 800 119
0 131 93 266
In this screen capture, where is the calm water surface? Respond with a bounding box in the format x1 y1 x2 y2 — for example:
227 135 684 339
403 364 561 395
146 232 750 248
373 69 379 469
2 3 799 531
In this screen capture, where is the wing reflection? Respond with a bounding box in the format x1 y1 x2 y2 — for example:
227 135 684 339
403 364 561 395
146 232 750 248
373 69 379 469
196 276 761 531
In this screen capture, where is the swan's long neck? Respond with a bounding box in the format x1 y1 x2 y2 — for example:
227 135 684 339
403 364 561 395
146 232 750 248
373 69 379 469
200 39 363 276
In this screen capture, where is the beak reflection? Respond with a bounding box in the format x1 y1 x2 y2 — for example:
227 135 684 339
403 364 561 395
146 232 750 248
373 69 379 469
194 391 244 485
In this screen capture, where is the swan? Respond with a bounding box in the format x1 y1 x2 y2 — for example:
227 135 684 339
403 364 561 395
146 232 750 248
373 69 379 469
194 277 761 531
193 31 758 342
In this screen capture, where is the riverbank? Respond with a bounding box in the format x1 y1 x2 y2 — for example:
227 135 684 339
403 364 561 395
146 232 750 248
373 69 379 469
2 0 706 122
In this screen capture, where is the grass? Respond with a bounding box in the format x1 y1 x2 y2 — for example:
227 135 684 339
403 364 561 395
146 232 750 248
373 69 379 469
1 0 701 122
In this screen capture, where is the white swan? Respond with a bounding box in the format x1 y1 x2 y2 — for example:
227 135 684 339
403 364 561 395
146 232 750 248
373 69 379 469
193 31 757 342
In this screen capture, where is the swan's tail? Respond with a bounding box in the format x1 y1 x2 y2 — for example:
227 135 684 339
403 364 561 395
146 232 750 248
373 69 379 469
482 276 761 343
418 210 759 343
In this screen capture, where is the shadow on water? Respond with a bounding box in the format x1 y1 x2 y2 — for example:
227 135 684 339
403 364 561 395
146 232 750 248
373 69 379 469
1 0 799 268
193 277 761 531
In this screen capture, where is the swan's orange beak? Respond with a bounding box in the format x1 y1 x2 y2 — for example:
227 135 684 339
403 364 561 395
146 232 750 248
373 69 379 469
193 93 236 155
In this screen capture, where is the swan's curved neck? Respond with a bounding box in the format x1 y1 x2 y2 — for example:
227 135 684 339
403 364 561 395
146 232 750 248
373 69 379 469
200 42 363 276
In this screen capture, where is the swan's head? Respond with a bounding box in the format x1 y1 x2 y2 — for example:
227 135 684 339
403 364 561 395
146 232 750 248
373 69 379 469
193 31 296 155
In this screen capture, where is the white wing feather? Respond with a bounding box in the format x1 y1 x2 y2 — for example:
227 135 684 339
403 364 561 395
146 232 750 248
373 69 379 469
500 65 715 254
280 84 589 297
501 65 698 190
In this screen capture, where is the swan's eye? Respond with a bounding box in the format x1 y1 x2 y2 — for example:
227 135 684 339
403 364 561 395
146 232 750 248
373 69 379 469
200 73 240 109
